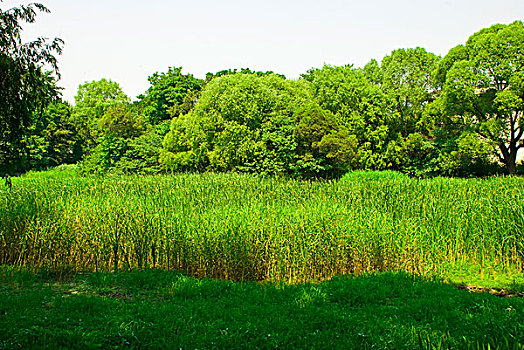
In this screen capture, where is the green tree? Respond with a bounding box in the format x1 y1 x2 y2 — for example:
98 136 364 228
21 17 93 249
362 48 443 176
139 67 203 124
98 104 146 139
0 2 63 174
70 79 160 175
77 101 151 175
437 131 496 177
293 103 358 176
162 71 362 178
71 78 130 152
434 21 524 175
112 121 170 175
161 73 272 172
303 65 393 170
204 68 286 84
379 47 440 137
25 100 82 169
161 73 322 176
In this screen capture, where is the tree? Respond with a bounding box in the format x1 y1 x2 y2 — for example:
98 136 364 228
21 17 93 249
293 103 358 176
139 67 203 124
361 49 443 176
161 73 327 176
437 130 497 177
378 47 440 137
0 2 63 174
98 103 146 139
25 100 82 169
161 71 367 178
71 78 129 152
111 121 170 175
434 21 524 175
70 79 161 175
204 68 286 84
303 65 393 170
161 73 280 173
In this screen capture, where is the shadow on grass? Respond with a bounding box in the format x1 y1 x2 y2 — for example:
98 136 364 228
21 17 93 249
0 268 523 349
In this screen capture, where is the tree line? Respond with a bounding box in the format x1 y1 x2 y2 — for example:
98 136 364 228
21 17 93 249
2 2 523 178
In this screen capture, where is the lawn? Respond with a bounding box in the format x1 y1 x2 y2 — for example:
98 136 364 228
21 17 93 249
1 268 523 349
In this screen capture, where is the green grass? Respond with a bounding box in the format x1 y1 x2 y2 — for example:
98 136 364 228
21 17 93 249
2 170 524 348
1 267 523 349
1 170 523 286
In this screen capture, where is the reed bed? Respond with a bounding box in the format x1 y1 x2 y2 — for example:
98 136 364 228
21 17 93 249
1 171 523 282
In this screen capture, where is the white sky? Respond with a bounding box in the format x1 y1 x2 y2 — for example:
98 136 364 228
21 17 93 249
3 0 524 103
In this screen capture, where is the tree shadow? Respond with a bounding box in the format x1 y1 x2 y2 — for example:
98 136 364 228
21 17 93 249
1 269 523 349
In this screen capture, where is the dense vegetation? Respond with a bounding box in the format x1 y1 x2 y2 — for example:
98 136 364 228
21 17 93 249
1 168 522 284
1 1 523 178
0 2 64 175
2 4 524 348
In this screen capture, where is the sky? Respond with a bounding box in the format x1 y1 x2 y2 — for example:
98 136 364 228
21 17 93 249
3 0 524 103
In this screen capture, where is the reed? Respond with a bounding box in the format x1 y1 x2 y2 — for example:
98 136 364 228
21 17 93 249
1 170 523 282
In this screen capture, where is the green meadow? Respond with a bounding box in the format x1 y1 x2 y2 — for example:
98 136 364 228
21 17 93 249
2 2 524 347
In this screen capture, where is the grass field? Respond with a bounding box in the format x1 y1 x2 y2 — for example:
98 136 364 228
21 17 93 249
1 167 523 285
1 267 523 349
1 168 524 348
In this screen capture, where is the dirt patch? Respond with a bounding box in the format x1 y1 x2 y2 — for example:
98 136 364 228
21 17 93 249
104 291 133 301
457 284 524 298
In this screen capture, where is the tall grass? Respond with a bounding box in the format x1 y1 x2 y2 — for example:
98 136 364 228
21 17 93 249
1 170 523 282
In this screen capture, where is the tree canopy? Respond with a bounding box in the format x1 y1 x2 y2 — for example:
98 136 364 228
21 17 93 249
138 67 203 124
0 2 63 174
71 78 130 151
433 21 524 175
5 13 522 179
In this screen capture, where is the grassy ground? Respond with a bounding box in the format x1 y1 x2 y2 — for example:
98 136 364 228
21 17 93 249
1 267 523 349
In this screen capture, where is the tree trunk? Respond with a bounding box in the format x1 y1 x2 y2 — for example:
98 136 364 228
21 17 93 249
506 147 518 176
499 143 519 176
508 160 516 176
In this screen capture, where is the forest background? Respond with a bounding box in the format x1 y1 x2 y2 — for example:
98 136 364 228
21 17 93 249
2 2 524 179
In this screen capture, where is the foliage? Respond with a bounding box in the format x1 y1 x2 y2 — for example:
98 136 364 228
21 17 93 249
437 131 500 177
98 103 147 139
204 67 286 83
340 169 409 181
111 121 170 175
0 2 63 174
161 73 324 176
78 136 129 175
71 78 130 151
433 21 524 175
378 47 440 136
361 48 443 175
138 66 203 124
4 20 522 179
385 132 439 177
303 65 393 171
24 100 82 169
70 80 167 175
293 103 358 176
2 171 524 282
